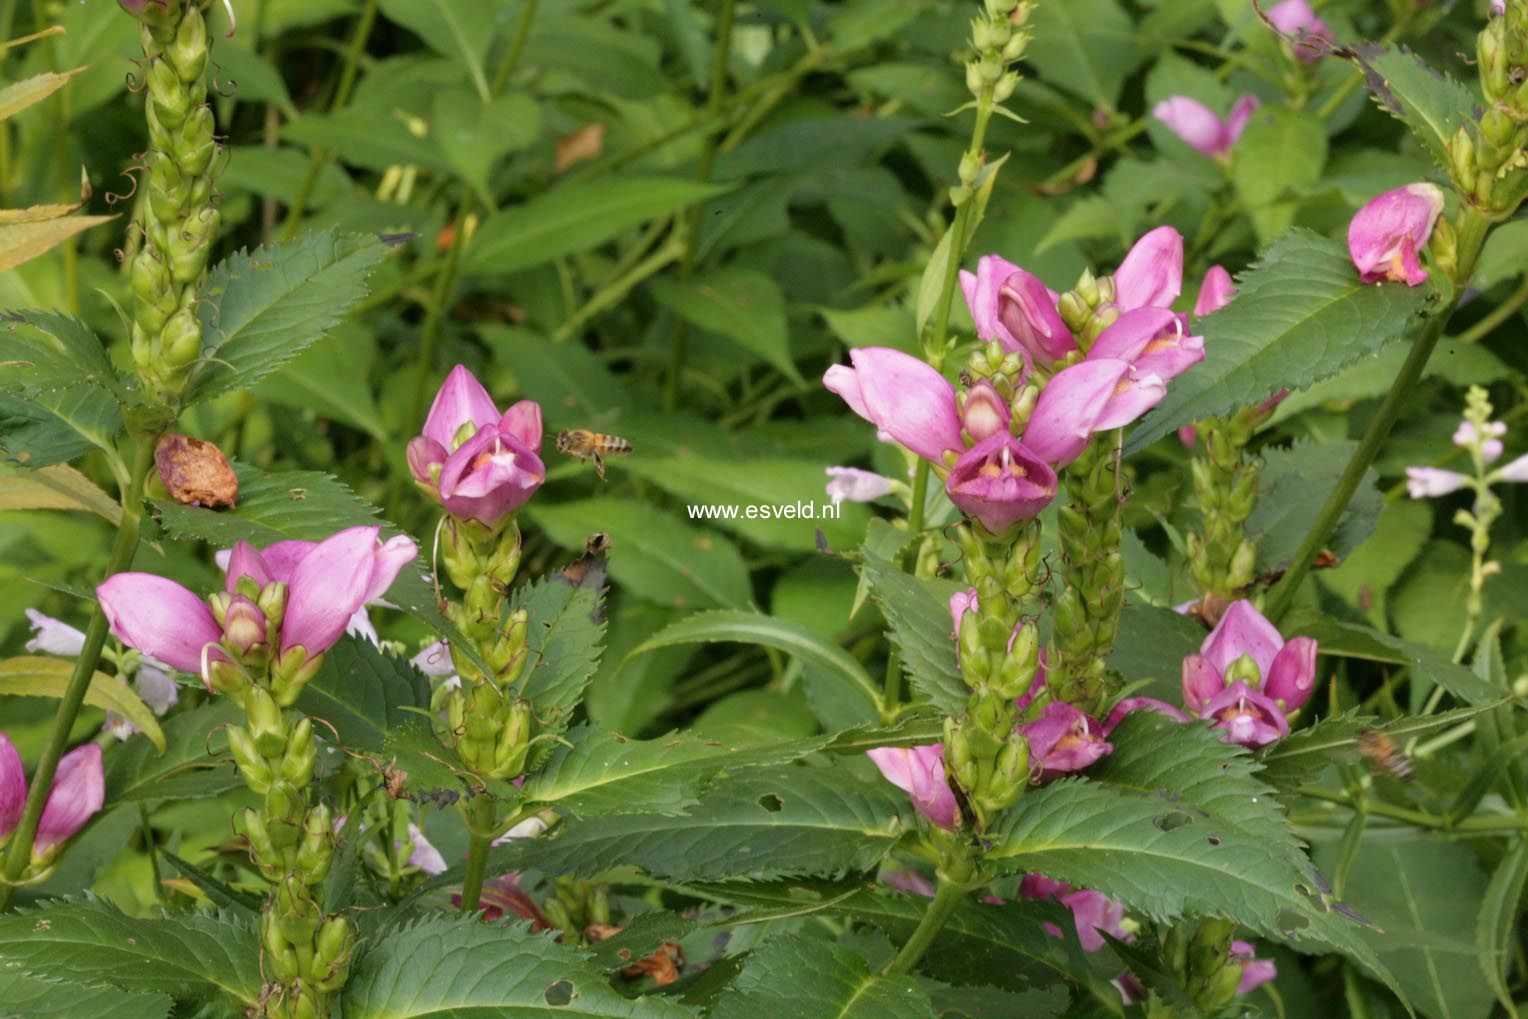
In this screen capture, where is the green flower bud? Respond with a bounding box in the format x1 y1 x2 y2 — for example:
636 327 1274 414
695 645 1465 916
227 725 272 795
261 914 303 982
280 718 318 787
160 309 202 371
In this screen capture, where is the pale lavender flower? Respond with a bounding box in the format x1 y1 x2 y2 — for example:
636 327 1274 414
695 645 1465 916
824 466 895 505
1405 467 1470 499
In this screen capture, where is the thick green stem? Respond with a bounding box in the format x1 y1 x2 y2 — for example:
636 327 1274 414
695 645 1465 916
884 873 968 975
1266 208 1491 622
457 794 499 915
662 0 737 410
490 0 539 97
0 438 156 910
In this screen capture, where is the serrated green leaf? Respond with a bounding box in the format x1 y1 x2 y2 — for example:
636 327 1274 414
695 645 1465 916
1356 46 1477 175
1284 611 1499 706
103 700 241 804
527 497 750 609
0 311 125 401
0 385 124 468
296 636 432 753
188 231 389 403
859 548 964 715
0 67 85 121
629 610 882 716
343 915 698 1019
465 177 732 274
1126 229 1430 453
0 899 260 1006
1028 0 1139 109
510 566 607 720
0 656 164 752
987 715 1407 1005
0 970 171 1019
711 935 936 1019
494 764 908 881
1261 705 1498 794
651 267 801 384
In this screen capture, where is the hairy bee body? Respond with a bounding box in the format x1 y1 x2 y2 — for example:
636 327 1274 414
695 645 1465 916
1355 727 1413 781
556 429 633 480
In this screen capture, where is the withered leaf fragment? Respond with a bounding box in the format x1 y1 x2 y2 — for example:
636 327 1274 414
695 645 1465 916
155 432 238 508
584 923 684 986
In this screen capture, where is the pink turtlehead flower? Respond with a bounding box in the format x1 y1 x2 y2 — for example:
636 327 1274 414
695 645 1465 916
1267 0 1333 62
408 365 546 528
823 348 964 463
945 432 1059 533
1021 702 1113 780
1180 600 1317 747
1088 307 1205 385
1114 226 1185 312
1023 358 1168 466
0 737 104 861
960 255 1077 366
824 466 894 506
1231 940 1278 993
1153 95 1260 158
1020 874 1130 952
1348 184 1445 287
866 744 959 830
100 527 417 681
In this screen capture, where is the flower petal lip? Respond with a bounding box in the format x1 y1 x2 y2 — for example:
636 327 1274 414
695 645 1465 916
1181 654 1224 714
1114 226 1184 311
365 535 419 604
866 745 958 830
961 254 1024 346
1091 363 1167 432
437 426 547 527
945 432 1058 533
223 541 273 593
846 348 964 463
35 743 104 855
98 573 223 674
996 267 1077 363
281 527 388 655
24 609 86 657
499 400 544 452
0 733 24 841
407 435 448 487
1203 681 1289 748
1225 94 1261 144
1023 359 1130 466
421 364 501 449
1497 453 1528 483
1405 466 1469 498
1200 599 1286 677
825 466 894 505
1153 95 1230 157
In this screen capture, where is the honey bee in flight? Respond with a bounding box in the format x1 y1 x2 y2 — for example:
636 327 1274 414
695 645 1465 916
1355 727 1413 781
556 429 633 480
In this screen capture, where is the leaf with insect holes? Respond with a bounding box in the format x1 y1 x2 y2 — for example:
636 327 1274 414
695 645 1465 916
490 762 909 881
342 914 699 1019
188 231 389 404
709 935 936 1019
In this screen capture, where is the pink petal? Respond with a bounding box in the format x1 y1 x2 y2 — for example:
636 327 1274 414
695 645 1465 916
1347 184 1445 286
499 400 543 453
1194 265 1236 318
1225 94 1261 144
437 426 547 527
945 432 1058 533
259 540 317 584
1201 600 1286 677
1114 226 1184 311
847 348 964 463
223 541 273 593
98 573 222 673
36 744 103 855
1023 359 1131 466
867 745 958 830
962 254 1024 347
1265 635 1318 710
1181 654 1225 714
997 267 1077 364
1103 696 1190 735
364 535 420 604
421 365 500 449
0 734 24 841
281 527 384 655
1153 96 1229 157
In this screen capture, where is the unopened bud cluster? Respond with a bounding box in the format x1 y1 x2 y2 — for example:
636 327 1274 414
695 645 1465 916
1049 436 1125 714
951 0 1034 205
1186 410 1264 603
1456 2 1528 215
120 0 220 402
1056 268 1121 354
945 523 1042 828
1163 918 1244 1013
434 518 538 780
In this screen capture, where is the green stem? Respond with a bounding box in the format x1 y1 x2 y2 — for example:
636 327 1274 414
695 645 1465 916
490 0 539 97
553 240 683 343
907 459 930 534
457 794 499 915
1266 207 1491 622
0 437 156 910
407 190 472 429
279 0 379 241
884 874 968 975
662 0 737 410
1454 271 1528 344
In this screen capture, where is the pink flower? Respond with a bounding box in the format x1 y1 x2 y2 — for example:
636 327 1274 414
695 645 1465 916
1021 702 1113 780
1492 0 1506 14
1153 95 1260 158
1347 184 1445 287
866 744 959 830
1454 420 1506 463
945 432 1058 534
409 365 546 528
959 256 1077 366
961 379 1012 444
1498 454 1528 483
1102 697 1190 735
1267 0 1334 62
1020 874 1129 952
824 466 894 505
273 527 417 655
1180 600 1317 747
823 348 964 463
1114 226 1185 312
1194 265 1236 318
1405 467 1469 499
1231 940 1278 993
1 737 104 860
1024 358 1168 466
1088 307 1205 384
